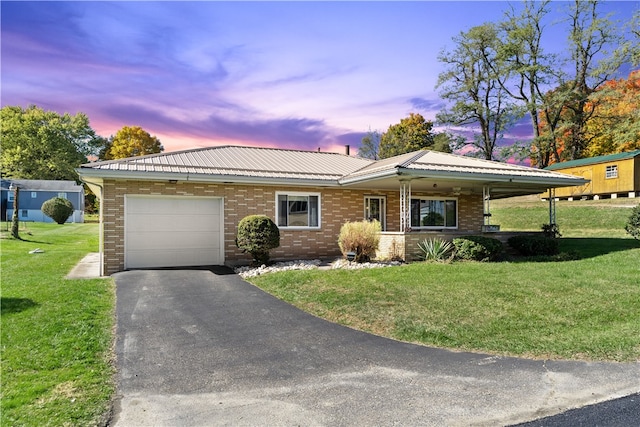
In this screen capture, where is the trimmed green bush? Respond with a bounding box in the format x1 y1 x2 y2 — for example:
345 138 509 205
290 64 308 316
508 235 559 256
452 235 503 262
625 204 640 240
541 223 562 238
41 197 74 224
236 215 280 265
417 238 454 262
338 220 381 263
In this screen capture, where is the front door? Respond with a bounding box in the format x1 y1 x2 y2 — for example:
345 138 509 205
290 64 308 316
364 196 386 231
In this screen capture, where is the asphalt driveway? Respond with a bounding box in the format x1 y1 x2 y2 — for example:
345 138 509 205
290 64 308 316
111 269 640 426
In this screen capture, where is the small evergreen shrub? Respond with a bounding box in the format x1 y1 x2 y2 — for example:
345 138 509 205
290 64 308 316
236 215 280 265
41 197 74 224
625 204 640 240
452 236 503 262
541 223 562 238
338 220 381 263
508 235 559 256
417 238 454 262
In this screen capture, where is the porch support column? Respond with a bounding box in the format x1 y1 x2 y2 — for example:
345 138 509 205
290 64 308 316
483 186 491 226
548 187 556 226
399 179 412 232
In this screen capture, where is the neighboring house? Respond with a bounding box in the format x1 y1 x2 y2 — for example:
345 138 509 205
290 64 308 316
542 150 640 200
77 145 587 276
1 179 85 223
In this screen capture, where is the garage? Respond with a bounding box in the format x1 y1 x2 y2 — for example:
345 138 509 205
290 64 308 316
125 195 224 269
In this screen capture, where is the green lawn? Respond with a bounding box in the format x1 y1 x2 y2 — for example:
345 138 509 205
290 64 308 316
491 196 637 237
1 223 115 427
251 198 640 362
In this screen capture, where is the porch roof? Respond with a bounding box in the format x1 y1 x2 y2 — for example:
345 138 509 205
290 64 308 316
339 150 588 198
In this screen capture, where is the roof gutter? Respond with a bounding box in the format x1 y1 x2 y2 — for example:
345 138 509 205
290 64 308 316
75 168 342 188
339 166 589 187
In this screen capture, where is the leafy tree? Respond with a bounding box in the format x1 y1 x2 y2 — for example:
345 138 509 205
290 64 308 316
0 105 99 181
436 24 520 160
41 197 75 224
378 113 437 159
584 71 640 156
100 126 163 160
432 132 456 154
532 0 634 165
496 0 562 167
358 128 381 160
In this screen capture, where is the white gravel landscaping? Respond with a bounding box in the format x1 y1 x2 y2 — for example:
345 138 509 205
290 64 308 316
235 259 402 278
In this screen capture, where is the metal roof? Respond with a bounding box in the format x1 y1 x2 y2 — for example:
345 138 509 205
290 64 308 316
80 145 373 182
545 150 640 170
340 150 586 185
78 145 587 189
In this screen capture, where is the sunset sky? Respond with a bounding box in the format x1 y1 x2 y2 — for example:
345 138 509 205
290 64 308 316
2 1 637 156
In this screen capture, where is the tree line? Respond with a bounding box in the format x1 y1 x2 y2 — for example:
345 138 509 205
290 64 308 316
1 105 164 214
363 0 639 166
1 105 164 183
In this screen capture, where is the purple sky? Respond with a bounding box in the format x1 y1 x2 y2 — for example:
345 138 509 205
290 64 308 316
2 1 637 156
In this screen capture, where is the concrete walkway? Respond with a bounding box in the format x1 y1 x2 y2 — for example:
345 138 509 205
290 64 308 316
110 269 640 426
66 252 101 279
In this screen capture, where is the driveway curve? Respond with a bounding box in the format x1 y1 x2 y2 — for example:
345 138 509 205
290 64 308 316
111 269 640 426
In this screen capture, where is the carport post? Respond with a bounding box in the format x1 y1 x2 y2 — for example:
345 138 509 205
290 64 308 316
548 187 556 226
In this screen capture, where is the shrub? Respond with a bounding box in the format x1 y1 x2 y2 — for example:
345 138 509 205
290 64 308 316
338 220 381 263
236 215 280 265
541 223 562 238
417 238 454 262
41 197 74 224
508 235 559 256
452 236 503 262
625 204 640 240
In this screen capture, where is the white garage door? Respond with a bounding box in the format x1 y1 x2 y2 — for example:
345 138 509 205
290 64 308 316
125 195 224 269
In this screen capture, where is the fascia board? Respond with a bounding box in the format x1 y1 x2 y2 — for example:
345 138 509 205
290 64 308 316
75 168 341 187
396 168 589 187
338 168 400 185
339 167 588 187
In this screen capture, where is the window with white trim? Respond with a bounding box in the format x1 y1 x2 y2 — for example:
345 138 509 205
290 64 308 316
605 165 618 179
410 198 457 228
31 192 37 198
276 192 320 228
58 192 68 199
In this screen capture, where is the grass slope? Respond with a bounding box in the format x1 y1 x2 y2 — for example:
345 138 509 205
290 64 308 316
251 199 640 362
1 223 114 426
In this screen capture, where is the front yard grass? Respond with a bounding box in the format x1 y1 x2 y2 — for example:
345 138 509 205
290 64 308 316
251 198 640 362
1 223 115 426
251 241 640 361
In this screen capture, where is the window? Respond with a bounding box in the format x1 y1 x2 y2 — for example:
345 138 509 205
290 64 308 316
410 198 457 229
605 165 618 179
21 209 28 218
7 192 14 202
31 192 37 198
276 192 320 228
58 192 68 199
364 196 386 231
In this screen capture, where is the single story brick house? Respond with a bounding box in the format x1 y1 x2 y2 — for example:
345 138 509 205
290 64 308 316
1 179 84 223
77 145 587 276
